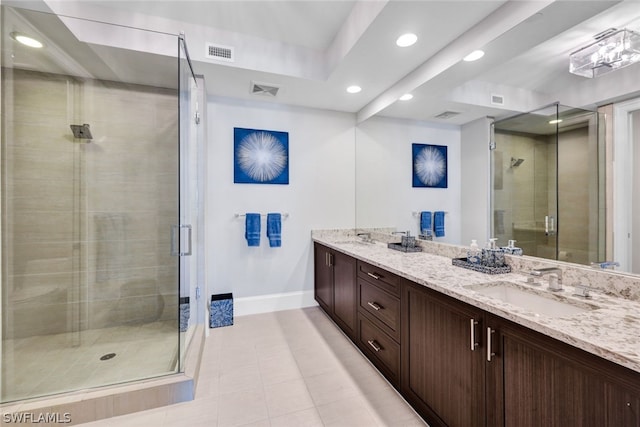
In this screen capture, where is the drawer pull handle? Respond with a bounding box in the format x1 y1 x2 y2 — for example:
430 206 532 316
367 272 381 280
367 339 381 352
367 301 382 311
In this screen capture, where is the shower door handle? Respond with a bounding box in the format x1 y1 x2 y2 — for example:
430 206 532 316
171 225 192 256
545 216 556 236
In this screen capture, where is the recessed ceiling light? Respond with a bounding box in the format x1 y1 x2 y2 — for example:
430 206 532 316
549 119 563 124
396 33 417 47
463 50 484 62
399 94 413 101
346 85 362 94
10 32 43 49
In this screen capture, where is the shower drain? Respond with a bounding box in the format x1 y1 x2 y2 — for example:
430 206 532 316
100 353 116 361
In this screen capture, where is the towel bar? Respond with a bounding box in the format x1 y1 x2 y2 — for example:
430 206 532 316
234 213 290 219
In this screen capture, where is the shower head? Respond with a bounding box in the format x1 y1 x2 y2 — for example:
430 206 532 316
510 157 525 167
70 124 93 140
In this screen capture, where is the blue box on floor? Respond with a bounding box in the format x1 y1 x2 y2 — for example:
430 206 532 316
210 293 233 328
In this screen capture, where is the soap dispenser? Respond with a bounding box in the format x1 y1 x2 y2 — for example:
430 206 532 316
482 238 505 267
467 240 481 264
502 239 523 256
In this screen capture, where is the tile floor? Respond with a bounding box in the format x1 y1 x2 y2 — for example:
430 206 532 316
83 307 427 426
2 321 177 402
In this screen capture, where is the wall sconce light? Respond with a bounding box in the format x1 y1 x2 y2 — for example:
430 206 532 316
569 28 640 78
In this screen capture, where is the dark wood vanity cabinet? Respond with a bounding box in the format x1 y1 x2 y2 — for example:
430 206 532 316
313 243 357 338
313 244 640 427
401 281 485 427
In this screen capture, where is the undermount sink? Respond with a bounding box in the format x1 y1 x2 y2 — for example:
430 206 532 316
387 242 422 252
466 281 597 318
333 239 374 246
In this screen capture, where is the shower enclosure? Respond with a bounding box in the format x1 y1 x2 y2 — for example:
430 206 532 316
491 103 605 265
1 5 203 402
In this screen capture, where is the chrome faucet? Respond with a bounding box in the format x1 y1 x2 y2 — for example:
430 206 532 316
530 267 563 291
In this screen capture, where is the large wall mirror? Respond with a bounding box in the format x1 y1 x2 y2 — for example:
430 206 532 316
354 1 640 275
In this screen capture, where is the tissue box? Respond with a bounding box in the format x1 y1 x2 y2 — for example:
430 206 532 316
210 293 233 328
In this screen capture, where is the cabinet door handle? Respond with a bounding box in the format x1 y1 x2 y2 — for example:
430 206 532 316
367 339 381 352
487 327 495 361
367 301 382 311
367 272 380 280
470 319 479 351
326 253 333 267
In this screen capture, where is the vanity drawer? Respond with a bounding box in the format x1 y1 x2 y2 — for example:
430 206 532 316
358 314 400 384
357 261 400 296
359 279 400 341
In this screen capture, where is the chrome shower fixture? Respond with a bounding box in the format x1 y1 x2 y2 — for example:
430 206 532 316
70 123 93 140
510 157 524 167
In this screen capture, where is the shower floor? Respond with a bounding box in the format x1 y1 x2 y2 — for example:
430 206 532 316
1 320 178 403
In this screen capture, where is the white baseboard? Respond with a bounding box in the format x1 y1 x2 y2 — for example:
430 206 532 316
234 290 317 316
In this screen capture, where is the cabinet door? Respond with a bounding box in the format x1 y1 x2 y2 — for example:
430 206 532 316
314 243 333 313
332 250 357 337
606 383 640 427
402 282 485 427
487 315 607 427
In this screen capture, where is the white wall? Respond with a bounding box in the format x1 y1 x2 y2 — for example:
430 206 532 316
206 97 356 310
355 116 461 244
460 117 492 245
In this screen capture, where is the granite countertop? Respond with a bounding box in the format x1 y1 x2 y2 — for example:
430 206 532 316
312 232 640 374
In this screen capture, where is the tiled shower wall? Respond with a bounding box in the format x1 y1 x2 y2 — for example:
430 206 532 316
2 68 178 338
493 127 598 265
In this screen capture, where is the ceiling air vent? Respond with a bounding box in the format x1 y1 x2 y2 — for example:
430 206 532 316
250 81 281 97
491 94 505 106
205 43 234 62
434 111 460 120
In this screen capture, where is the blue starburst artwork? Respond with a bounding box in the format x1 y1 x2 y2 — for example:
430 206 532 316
234 128 289 184
412 143 448 188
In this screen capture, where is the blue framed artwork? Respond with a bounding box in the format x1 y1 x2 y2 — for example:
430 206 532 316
412 143 448 188
234 127 289 184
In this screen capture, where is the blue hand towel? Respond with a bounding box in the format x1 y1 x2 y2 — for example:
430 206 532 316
434 211 445 237
245 213 261 247
267 213 282 248
420 211 432 235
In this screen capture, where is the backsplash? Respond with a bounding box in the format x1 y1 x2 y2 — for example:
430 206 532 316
315 228 640 301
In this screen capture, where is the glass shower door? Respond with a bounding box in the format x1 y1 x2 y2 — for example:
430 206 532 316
491 105 559 260
1 5 186 402
491 104 604 265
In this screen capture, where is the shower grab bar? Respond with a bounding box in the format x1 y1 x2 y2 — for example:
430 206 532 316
171 224 192 256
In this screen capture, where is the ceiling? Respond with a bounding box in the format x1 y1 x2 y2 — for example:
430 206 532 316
4 0 640 126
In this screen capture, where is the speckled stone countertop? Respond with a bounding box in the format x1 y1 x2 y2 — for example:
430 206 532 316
312 230 640 374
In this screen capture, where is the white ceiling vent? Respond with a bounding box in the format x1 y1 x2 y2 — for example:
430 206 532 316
434 111 460 120
205 43 234 62
250 81 281 97
491 94 505 106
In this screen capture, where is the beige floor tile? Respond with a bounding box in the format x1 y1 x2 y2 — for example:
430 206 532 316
317 395 382 427
217 388 269 427
264 378 315 418
305 370 360 406
218 363 262 395
269 407 324 427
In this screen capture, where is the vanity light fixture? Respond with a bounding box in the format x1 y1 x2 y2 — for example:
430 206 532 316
396 33 417 47
10 32 43 48
569 28 640 78
399 94 414 101
463 50 485 62
549 119 563 124
346 85 362 94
